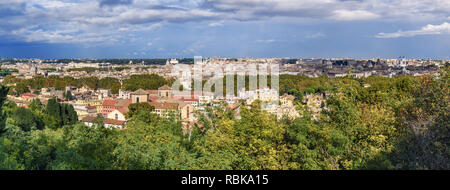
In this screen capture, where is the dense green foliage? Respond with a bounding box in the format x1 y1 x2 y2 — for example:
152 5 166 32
45 98 78 128
122 74 174 91
0 66 448 170
3 74 176 96
3 76 122 95
0 68 19 76
63 90 73 101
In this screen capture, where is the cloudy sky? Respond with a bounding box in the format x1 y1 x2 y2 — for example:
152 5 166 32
0 0 449 59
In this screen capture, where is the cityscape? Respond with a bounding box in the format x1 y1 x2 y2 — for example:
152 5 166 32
0 0 448 185
0 57 445 129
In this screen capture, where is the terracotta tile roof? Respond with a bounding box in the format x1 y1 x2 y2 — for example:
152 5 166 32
146 90 158 95
132 89 149 95
149 102 178 110
103 99 117 106
104 118 126 125
86 105 96 109
158 85 172 90
117 107 129 114
115 99 132 107
21 93 36 97
82 116 98 123
148 95 160 102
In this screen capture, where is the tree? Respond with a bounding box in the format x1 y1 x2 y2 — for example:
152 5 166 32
50 124 118 169
192 101 293 170
44 97 78 128
11 107 44 132
112 119 194 170
14 82 29 95
125 103 155 119
392 66 450 169
45 97 61 128
0 85 9 133
64 90 73 101
28 98 43 112
98 77 121 94
122 74 169 91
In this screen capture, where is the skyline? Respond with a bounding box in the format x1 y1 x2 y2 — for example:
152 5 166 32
1 0 450 59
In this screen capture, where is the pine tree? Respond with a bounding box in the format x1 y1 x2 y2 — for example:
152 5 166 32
46 97 61 127
0 85 9 133
67 104 78 124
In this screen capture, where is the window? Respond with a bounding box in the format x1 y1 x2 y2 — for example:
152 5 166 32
166 92 168 97
187 107 190 118
115 113 118 120
136 97 140 103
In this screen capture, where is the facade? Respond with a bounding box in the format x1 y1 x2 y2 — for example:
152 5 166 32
107 109 127 121
280 94 295 107
158 85 172 98
149 102 178 118
131 89 149 103
102 99 118 117
119 89 131 99
82 116 126 129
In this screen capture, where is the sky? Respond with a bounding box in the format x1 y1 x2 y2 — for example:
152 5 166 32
0 0 449 59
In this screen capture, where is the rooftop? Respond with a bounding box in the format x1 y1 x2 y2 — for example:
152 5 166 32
132 89 149 95
158 85 172 90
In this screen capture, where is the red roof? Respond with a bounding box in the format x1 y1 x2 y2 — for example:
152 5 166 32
149 102 178 110
117 107 129 114
180 97 199 102
22 93 36 97
115 99 132 107
86 105 96 109
103 99 118 106
104 119 126 125
146 90 158 95
148 96 160 102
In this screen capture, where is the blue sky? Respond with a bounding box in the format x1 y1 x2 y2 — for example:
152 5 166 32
0 0 449 59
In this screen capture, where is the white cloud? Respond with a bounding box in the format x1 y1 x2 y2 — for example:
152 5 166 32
375 22 450 38
2 0 450 44
208 21 224 27
332 10 380 21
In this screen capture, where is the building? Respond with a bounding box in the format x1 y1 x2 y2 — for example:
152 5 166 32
102 99 118 117
158 85 172 98
148 99 195 122
82 116 125 129
131 89 149 103
106 108 127 121
179 97 199 108
239 88 279 105
21 92 37 102
149 102 179 118
73 105 97 120
280 94 295 107
119 89 132 99
102 99 132 117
